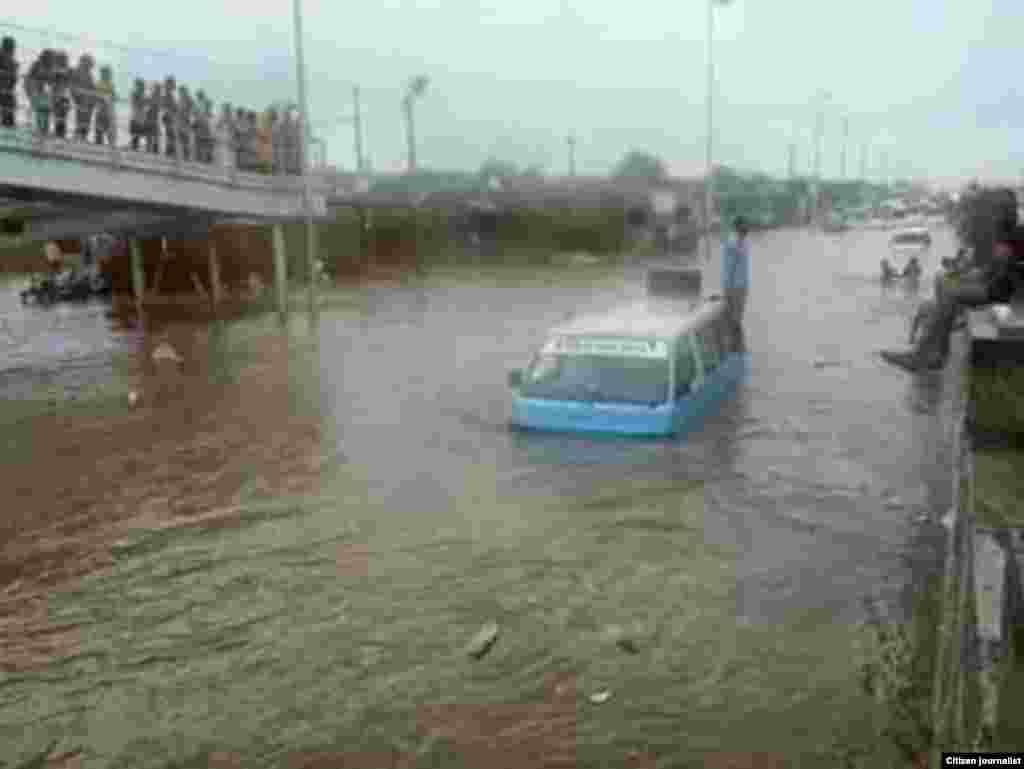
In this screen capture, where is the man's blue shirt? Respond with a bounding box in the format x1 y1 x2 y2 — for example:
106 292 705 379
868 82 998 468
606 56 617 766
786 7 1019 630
721 236 750 290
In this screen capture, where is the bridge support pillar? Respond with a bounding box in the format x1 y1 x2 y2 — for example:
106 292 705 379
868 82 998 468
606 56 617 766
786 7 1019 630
272 224 288 323
208 241 223 307
130 239 145 309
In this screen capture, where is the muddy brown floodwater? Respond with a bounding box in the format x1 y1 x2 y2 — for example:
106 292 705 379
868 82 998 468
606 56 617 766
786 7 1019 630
1 226 957 768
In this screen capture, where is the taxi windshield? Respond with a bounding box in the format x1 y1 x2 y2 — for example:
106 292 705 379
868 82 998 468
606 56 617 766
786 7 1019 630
521 337 670 405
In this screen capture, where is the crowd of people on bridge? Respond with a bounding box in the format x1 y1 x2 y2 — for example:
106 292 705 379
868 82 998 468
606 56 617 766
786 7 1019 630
0 35 306 174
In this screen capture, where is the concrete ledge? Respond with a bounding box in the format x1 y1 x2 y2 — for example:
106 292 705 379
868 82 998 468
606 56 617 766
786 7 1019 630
1008 528 1024 630
973 530 1010 648
972 529 1017 746
967 308 1024 367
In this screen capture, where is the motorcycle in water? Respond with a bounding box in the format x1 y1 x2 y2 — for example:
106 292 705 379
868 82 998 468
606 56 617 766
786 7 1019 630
20 274 59 305
20 266 111 305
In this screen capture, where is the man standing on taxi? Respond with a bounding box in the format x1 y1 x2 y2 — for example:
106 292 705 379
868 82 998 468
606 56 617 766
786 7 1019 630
720 216 750 351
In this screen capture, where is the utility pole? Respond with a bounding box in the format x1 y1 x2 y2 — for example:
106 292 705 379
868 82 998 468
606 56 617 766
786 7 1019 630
293 0 317 317
860 142 867 181
840 116 849 179
353 85 365 173
809 90 831 223
788 142 796 180
403 76 429 174
567 133 577 177
813 103 825 183
404 100 416 173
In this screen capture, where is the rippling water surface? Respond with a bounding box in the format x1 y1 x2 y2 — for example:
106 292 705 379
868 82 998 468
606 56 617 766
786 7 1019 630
0 227 957 767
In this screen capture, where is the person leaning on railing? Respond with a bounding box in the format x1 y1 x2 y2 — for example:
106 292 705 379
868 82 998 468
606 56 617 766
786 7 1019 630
129 78 146 151
193 90 213 163
215 102 235 170
233 106 247 170
242 109 258 172
144 81 161 153
255 107 275 174
161 76 177 158
50 51 71 139
70 53 96 141
0 36 18 129
177 84 194 161
277 109 296 174
93 65 115 146
25 49 54 134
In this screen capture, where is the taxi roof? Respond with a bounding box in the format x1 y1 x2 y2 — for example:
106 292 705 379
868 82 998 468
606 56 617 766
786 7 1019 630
551 297 725 340
892 226 930 237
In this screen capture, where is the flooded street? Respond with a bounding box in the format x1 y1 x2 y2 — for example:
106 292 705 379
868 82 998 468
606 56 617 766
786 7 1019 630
1 226 957 768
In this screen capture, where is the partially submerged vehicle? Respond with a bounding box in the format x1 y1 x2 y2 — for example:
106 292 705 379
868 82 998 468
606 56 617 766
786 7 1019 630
507 267 749 437
883 227 930 284
890 226 932 251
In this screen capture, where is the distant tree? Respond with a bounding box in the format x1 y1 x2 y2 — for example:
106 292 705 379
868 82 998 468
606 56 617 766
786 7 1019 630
521 164 546 179
613 150 668 180
479 157 520 180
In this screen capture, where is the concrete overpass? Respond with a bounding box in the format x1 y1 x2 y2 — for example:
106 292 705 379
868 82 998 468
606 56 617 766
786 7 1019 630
0 119 333 245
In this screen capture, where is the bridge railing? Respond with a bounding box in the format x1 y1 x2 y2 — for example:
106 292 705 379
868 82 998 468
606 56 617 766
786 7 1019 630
0 31 327 203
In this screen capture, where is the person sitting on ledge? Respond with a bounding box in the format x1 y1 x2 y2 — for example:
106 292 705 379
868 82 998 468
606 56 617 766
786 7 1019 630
879 220 1024 373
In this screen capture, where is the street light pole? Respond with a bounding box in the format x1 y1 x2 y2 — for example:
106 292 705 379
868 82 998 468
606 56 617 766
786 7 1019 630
293 0 317 317
353 85 365 173
840 115 849 180
811 89 830 222
404 97 417 172
703 0 716 263
704 0 733 262
403 76 429 174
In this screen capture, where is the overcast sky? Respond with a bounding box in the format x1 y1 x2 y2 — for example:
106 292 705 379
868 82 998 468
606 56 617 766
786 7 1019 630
3 1 1022 186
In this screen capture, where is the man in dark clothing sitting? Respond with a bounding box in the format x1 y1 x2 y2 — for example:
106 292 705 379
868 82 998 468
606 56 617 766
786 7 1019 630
880 219 1024 372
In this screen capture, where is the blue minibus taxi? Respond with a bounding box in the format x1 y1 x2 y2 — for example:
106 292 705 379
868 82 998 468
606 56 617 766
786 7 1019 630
507 269 749 437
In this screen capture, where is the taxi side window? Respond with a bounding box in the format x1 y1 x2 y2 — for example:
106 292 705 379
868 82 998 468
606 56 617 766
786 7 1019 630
695 324 721 373
674 335 698 397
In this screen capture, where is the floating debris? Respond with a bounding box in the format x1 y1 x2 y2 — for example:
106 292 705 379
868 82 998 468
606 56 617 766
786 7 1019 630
465 621 500 660
12 739 58 769
883 496 904 511
589 689 612 704
151 342 183 364
616 637 640 655
128 390 140 407
940 509 956 531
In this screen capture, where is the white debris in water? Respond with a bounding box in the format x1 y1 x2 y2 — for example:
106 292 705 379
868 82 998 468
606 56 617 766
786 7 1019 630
940 508 956 531
128 390 140 407
465 621 500 659
151 342 183 364
588 690 612 704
